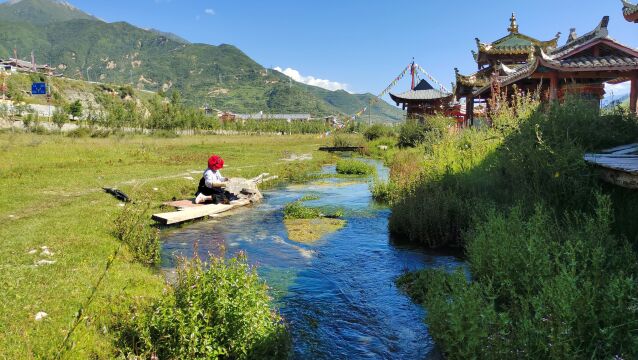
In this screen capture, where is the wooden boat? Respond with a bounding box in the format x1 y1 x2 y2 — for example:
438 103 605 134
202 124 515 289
584 143 638 189
152 173 276 225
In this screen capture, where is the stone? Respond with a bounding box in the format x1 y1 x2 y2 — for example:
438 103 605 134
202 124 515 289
34 312 48 321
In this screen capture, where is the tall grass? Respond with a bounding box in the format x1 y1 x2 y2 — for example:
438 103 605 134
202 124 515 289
389 96 638 248
399 196 638 359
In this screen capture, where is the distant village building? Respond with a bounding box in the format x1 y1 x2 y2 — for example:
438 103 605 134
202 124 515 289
622 0 638 22
0 58 55 75
455 14 638 125
235 113 312 121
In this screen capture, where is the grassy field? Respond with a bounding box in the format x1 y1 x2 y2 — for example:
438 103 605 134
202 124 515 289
0 131 334 358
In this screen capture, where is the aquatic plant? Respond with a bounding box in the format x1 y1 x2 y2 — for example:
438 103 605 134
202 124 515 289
335 159 375 175
112 253 289 359
283 201 343 219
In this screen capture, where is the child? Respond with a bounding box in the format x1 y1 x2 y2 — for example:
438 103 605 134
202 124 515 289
195 155 230 204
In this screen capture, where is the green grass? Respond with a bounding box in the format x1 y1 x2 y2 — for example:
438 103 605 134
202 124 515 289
0 132 333 358
335 159 375 176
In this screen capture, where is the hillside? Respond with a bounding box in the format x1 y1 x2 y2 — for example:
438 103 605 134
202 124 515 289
0 0 405 121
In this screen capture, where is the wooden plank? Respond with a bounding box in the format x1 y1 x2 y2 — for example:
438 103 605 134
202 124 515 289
152 199 251 225
318 146 364 152
163 199 199 209
600 168 638 189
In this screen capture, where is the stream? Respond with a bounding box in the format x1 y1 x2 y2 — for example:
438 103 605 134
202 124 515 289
161 160 463 359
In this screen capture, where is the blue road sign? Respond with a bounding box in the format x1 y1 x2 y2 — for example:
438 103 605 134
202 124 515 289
32 82 46 95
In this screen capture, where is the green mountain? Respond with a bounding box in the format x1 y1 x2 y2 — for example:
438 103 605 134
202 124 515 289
0 0 405 121
0 0 96 24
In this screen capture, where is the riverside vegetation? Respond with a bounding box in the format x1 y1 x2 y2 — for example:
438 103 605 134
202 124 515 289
0 132 339 358
370 95 638 358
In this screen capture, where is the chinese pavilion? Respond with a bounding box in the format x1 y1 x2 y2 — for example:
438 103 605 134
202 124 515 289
622 0 638 22
455 13 560 125
389 78 453 120
455 14 638 124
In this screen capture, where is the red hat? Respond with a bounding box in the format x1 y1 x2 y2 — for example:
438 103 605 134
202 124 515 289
208 155 224 171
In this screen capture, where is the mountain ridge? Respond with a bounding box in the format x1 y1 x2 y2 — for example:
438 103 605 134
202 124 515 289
0 0 405 121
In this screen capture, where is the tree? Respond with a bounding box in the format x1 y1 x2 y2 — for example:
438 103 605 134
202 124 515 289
67 100 83 121
52 108 68 130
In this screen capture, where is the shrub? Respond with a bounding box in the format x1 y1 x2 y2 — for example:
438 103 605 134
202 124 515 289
114 201 160 266
52 108 68 130
370 179 398 203
397 121 426 148
332 133 354 147
364 124 394 141
151 129 179 138
113 253 289 359
66 127 91 138
335 159 375 175
400 196 638 359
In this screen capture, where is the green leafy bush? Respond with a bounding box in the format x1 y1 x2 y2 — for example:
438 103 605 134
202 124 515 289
397 121 426 148
113 253 289 359
399 196 638 359
66 127 91 138
364 124 394 141
335 159 375 175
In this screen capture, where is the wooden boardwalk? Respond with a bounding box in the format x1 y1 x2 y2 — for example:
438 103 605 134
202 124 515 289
152 174 275 225
584 143 638 189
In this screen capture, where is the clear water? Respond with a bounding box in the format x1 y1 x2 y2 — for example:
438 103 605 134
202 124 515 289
161 160 463 359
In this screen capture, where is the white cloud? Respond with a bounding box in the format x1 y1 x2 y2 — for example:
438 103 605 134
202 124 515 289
274 67 349 92
204 8 215 15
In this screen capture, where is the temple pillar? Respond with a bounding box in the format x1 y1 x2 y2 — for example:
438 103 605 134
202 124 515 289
630 76 638 114
549 72 559 101
466 96 474 127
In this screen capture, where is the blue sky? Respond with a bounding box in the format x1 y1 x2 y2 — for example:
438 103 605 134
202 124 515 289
46 0 638 98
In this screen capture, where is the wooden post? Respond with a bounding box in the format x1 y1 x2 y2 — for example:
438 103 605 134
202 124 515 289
466 96 474 127
630 76 638 114
549 72 559 101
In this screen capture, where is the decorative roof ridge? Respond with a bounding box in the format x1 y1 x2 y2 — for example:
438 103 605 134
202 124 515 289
622 0 638 15
551 16 609 58
479 31 559 50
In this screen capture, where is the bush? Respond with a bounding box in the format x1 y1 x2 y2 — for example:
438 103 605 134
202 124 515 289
335 159 375 175
400 196 638 359
52 108 68 130
151 129 179 138
397 121 426 148
113 253 289 359
364 124 394 141
66 127 91 138
114 201 160 266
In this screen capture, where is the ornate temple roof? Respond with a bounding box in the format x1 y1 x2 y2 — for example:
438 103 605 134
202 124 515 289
622 0 638 22
474 13 560 66
390 79 452 103
472 16 638 96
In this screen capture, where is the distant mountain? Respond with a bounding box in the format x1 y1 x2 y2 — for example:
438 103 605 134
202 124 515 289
0 0 96 24
0 0 405 121
602 93 629 108
147 28 190 44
